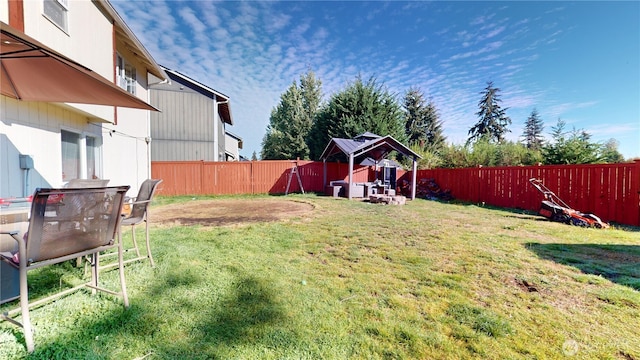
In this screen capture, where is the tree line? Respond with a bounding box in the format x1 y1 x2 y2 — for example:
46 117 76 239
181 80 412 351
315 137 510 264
259 71 626 168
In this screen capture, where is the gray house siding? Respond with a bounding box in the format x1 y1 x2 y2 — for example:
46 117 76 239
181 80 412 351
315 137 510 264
149 67 235 162
150 87 217 161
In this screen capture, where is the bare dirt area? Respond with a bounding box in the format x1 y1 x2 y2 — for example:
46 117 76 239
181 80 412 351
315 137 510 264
151 198 315 227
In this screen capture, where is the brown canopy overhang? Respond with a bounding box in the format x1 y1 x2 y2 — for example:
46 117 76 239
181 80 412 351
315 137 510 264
1 22 159 111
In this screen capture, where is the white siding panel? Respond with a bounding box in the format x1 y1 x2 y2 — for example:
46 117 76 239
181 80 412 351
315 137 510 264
1 98 98 197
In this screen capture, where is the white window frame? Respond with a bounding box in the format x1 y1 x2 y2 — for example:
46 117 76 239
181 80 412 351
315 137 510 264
61 129 102 182
116 53 137 95
43 0 69 32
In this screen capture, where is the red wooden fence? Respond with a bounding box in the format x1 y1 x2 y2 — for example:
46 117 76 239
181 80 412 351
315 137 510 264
152 160 373 196
398 161 640 226
152 160 640 226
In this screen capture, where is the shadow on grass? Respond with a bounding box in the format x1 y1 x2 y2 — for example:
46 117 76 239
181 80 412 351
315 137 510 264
23 266 291 359
526 243 640 290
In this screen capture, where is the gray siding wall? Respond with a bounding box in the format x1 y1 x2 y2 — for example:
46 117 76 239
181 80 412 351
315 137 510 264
150 89 217 161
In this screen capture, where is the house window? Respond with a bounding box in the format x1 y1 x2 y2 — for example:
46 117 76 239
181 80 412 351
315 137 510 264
43 0 68 32
86 136 101 179
61 130 101 181
116 54 137 95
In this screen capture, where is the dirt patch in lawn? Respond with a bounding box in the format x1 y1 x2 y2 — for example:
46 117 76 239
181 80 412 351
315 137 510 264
151 198 315 227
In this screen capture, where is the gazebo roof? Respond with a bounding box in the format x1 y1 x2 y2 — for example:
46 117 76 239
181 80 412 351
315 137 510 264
319 134 421 162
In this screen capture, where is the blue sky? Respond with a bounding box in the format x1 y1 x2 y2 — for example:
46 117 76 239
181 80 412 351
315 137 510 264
111 1 640 160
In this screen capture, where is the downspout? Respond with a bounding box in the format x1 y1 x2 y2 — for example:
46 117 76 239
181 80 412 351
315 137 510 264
214 98 229 161
213 96 219 161
146 83 153 179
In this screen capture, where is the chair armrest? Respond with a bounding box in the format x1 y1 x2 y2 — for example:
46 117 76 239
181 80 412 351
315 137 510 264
0 231 26 266
131 199 152 205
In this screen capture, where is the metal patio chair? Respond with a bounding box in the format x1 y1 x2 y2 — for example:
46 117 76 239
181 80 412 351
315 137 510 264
0 186 130 352
103 179 162 269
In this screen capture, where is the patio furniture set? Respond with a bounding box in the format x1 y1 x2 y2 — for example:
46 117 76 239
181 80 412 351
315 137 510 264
0 179 162 352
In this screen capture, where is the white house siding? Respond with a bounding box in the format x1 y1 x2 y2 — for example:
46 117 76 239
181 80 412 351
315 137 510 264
0 2 7 23
101 54 155 194
101 106 152 192
0 97 100 197
224 133 240 161
19 0 116 122
0 0 159 198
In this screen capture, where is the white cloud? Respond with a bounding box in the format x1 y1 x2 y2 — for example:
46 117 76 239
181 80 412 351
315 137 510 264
109 1 638 159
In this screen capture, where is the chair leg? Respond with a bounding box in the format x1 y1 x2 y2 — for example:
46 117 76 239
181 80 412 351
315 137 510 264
19 262 34 352
91 253 99 295
118 236 129 308
131 225 141 258
144 219 155 267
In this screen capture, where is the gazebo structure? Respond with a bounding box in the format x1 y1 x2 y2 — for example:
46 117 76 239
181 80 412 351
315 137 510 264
319 132 421 200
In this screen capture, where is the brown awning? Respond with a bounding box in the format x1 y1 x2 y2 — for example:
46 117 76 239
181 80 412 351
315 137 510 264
1 22 158 111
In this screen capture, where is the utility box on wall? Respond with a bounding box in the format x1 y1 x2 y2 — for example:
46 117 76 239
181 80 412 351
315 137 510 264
19 155 33 170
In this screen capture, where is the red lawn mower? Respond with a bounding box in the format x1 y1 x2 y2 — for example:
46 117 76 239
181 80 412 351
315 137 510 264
529 178 609 229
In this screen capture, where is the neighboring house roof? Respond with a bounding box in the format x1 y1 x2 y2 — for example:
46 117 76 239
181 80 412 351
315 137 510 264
159 66 233 125
95 1 167 81
225 131 243 149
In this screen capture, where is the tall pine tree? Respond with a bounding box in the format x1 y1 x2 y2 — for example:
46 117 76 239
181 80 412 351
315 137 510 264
308 75 406 159
402 88 445 152
261 70 322 160
468 81 511 144
521 108 544 150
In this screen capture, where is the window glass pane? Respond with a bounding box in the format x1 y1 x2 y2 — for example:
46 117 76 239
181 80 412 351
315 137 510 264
125 64 137 95
61 130 79 181
86 136 97 179
43 0 68 31
116 53 137 95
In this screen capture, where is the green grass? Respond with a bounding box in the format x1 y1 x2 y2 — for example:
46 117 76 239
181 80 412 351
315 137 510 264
1 194 639 359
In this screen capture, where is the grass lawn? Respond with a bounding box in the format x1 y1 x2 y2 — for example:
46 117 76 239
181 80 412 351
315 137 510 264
1 194 639 359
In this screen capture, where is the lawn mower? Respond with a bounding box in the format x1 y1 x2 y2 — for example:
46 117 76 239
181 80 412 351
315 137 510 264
529 178 609 228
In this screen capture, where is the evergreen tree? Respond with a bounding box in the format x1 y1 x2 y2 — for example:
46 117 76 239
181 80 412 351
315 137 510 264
402 88 446 152
403 88 427 145
308 75 406 159
300 70 322 129
468 81 511 144
543 118 602 164
251 151 258 161
261 70 322 160
601 138 625 163
521 108 544 150
423 99 446 152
